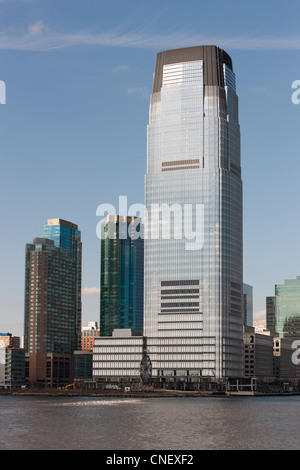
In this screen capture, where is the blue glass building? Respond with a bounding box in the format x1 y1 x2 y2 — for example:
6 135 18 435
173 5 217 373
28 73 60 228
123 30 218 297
93 46 244 386
100 215 144 337
44 219 82 350
144 46 243 380
267 276 300 340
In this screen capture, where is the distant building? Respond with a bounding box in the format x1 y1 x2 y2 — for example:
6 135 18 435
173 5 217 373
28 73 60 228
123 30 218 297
82 322 100 351
253 320 267 332
0 333 20 349
44 218 82 350
0 347 25 389
273 337 297 379
243 327 274 378
266 276 300 340
74 351 93 382
100 215 144 337
243 327 299 383
24 353 73 389
243 284 253 327
266 296 276 335
24 237 76 387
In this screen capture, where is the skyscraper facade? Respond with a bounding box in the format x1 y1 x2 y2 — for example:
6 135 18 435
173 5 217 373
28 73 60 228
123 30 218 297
100 215 144 337
144 46 243 380
44 219 82 350
267 276 300 340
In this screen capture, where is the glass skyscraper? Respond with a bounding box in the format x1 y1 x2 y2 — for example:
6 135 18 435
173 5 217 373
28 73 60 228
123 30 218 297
44 219 82 350
100 215 144 337
144 46 243 380
267 276 300 340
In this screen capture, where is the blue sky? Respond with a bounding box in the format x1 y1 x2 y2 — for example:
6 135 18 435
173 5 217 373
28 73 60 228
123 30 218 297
1 0 300 337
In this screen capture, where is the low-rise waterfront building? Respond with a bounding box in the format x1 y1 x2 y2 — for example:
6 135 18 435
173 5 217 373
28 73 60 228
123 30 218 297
243 327 274 378
273 336 297 379
25 352 73 388
74 350 93 382
93 329 144 390
0 347 26 389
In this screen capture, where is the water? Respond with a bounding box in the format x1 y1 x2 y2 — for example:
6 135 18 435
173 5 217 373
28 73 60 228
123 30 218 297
0 395 299 450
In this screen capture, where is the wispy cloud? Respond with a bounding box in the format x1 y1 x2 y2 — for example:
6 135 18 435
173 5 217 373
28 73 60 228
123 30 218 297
82 287 100 296
253 309 266 321
28 20 46 36
251 87 272 95
0 25 300 52
112 63 132 72
0 0 33 3
127 86 149 100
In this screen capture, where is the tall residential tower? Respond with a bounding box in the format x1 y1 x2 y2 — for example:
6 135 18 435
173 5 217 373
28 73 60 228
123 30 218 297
44 219 82 350
24 238 76 387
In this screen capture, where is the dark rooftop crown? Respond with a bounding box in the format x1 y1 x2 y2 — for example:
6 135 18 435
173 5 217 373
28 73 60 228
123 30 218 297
152 45 233 93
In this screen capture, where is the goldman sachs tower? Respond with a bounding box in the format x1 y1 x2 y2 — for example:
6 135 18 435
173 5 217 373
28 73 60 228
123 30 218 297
144 46 243 380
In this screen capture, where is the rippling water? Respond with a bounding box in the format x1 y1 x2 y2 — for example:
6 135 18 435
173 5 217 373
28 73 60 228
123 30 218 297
0 395 299 450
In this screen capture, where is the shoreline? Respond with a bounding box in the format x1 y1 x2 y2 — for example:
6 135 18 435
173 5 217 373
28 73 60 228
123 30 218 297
0 389 225 398
1 389 300 398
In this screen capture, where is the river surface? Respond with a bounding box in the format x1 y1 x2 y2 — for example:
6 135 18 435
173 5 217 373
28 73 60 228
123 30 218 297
0 395 299 450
